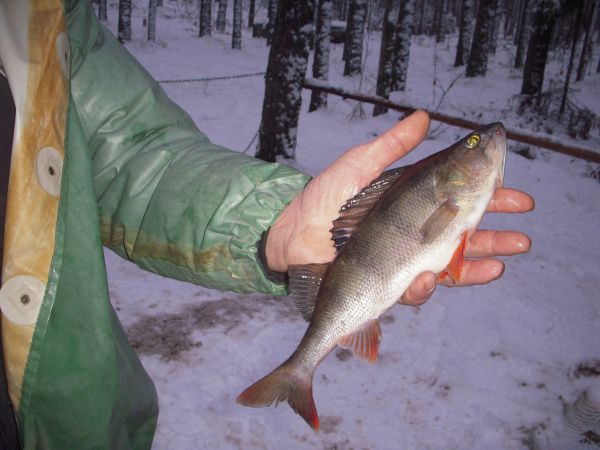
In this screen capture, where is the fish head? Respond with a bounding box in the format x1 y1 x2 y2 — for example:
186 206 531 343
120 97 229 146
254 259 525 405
438 122 507 196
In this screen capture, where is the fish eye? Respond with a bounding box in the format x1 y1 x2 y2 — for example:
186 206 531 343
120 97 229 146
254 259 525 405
465 134 480 148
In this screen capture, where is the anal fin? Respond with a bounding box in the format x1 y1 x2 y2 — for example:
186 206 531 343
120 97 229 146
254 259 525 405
338 319 382 363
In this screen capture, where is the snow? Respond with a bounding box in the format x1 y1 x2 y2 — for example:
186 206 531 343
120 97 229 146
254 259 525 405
101 3 600 449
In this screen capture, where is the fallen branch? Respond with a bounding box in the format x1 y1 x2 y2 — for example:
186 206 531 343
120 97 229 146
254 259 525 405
303 78 600 164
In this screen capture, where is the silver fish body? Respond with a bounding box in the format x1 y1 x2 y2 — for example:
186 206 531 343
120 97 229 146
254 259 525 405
238 123 507 430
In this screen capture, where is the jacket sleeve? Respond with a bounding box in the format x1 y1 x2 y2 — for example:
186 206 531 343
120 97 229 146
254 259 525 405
65 1 310 295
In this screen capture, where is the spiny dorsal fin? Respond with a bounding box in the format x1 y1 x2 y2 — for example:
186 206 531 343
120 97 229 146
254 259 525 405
289 263 330 322
337 319 382 363
331 166 409 253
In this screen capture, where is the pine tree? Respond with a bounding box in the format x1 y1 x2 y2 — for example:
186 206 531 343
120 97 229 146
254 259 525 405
199 0 212 37
309 0 333 112
232 0 242 49
520 0 556 111
454 0 475 67
266 0 279 45
576 0 599 81
465 0 498 77
98 0 107 21
217 0 227 33
560 0 584 117
248 0 256 28
343 0 367 76
256 0 316 161
514 0 531 68
118 0 132 43
148 0 157 42
390 0 415 92
373 0 397 116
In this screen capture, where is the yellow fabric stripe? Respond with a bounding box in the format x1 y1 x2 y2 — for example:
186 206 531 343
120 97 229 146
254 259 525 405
1 0 67 410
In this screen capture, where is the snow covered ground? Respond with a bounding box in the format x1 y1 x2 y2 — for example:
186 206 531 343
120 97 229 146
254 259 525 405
101 4 600 449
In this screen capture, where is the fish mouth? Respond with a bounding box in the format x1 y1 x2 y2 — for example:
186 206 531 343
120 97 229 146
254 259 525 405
484 122 507 187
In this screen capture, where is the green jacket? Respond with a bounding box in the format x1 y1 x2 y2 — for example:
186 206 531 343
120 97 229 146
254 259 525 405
0 0 309 447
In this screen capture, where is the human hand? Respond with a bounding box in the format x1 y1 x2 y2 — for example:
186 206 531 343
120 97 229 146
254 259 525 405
265 111 533 306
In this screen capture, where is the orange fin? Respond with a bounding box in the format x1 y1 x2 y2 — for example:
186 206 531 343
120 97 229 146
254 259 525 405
237 365 320 431
446 231 468 283
436 270 449 283
338 319 382 363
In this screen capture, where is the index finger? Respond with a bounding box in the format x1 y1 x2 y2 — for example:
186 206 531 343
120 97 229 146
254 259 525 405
487 188 535 213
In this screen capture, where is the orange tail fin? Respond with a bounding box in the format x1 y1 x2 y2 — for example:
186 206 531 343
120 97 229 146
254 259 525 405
237 366 319 431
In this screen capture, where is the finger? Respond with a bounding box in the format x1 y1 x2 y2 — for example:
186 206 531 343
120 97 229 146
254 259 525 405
441 259 505 287
466 230 531 258
401 271 436 306
339 110 431 177
487 188 535 213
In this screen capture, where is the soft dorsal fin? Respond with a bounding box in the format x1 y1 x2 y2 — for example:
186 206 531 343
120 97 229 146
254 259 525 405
337 319 382 363
331 166 409 253
289 263 330 322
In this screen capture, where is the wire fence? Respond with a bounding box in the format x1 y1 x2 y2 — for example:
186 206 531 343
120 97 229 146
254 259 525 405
157 72 266 84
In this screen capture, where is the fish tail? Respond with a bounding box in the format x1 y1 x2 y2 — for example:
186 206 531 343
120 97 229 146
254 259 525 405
236 364 319 431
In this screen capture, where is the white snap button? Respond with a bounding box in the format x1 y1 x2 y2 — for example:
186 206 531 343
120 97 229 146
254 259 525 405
0 275 45 326
56 32 70 77
35 146 63 196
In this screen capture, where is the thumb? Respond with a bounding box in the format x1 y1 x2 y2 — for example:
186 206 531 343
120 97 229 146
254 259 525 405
339 110 431 177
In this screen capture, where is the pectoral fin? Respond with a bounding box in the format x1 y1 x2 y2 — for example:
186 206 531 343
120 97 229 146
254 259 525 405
421 198 459 244
338 319 382 363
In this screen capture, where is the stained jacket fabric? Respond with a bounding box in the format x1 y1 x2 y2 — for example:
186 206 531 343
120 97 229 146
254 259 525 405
0 0 310 448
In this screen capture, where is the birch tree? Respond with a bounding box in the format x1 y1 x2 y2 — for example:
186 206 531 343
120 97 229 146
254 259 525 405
148 0 157 42
118 0 131 43
520 0 556 111
309 0 333 112
199 0 212 37
343 0 367 76
391 0 416 91
373 0 397 116
232 0 242 49
454 0 475 66
256 0 316 161
217 0 227 33
465 0 498 77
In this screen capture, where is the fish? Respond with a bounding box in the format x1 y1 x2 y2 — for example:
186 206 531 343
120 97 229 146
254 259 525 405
237 122 507 430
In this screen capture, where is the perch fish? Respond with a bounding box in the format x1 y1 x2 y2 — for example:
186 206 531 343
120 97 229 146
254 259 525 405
237 123 507 430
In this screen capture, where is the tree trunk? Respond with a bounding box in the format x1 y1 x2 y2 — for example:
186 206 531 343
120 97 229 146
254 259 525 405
504 0 517 37
373 0 397 116
98 0 108 21
118 0 132 43
465 0 498 77
576 0 598 81
416 0 427 35
217 0 227 33
514 0 531 68
519 0 556 111
199 0 212 37
148 0 157 42
256 0 315 161
454 0 475 66
309 0 333 112
248 0 256 28
266 0 279 45
489 1 502 54
435 0 447 43
560 0 584 117
232 0 242 48
391 0 415 91
343 0 367 76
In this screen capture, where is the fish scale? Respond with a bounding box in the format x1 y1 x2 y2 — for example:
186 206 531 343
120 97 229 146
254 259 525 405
238 123 507 431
